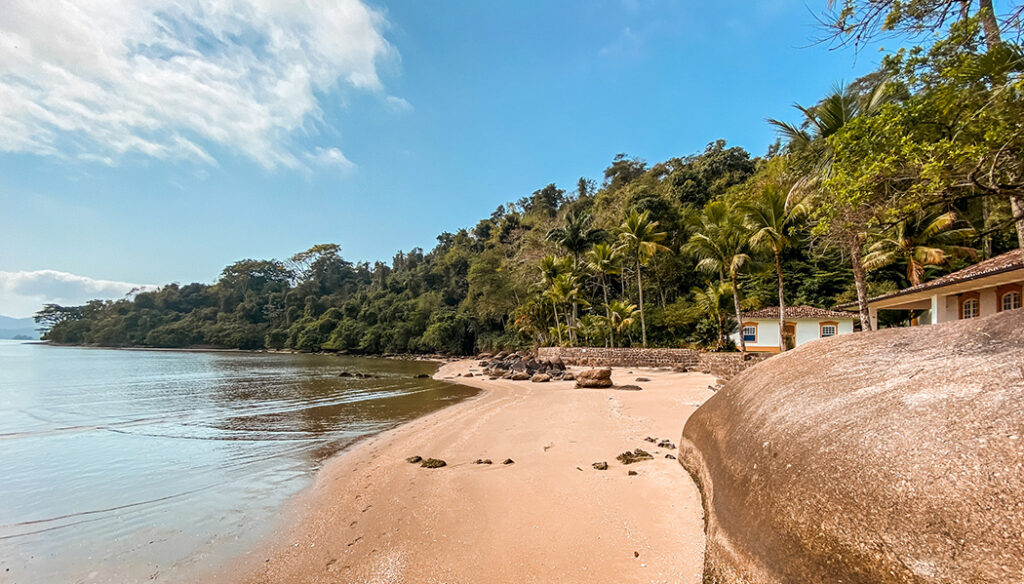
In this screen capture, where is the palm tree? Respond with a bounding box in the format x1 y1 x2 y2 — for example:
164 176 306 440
605 300 639 348
768 82 890 330
538 255 571 345
685 202 752 352
547 212 605 344
689 281 733 350
546 211 608 263
863 211 978 286
584 242 622 339
513 298 549 345
617 209 670 347
741 187 806 351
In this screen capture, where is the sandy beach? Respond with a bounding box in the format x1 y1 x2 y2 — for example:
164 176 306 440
221 360 717 584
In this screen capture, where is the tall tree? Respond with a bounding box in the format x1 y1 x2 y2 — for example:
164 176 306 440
741 187 806 351
689 281 733 350
686 203 753 352
538 255 571 345
822 0 1024 247
617 209 670 347
584 242 622 347
769 82 890 330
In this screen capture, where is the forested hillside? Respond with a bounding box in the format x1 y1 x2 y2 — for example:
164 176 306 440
38 5 1024 354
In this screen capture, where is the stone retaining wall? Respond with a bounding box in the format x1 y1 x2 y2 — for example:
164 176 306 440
536 347 700 369
696 352 771 380
536 347 771 380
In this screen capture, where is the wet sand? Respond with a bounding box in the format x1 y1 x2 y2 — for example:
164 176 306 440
221 360 716 584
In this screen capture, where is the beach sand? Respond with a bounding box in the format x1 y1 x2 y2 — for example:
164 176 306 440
222 360 716 584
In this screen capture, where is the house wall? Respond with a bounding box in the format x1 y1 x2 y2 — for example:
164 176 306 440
929 282 1023 324
730 318 855 351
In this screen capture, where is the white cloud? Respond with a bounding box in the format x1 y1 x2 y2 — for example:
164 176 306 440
307 146 355 171
0 0 394 169
0 270 155 318
385 95 413 113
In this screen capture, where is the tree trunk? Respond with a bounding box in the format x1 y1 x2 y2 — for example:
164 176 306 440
1011 195 1024 251
552 300 562 345
602 274 611 348
974 2 1024 248
571 300 578 346
849 234 873 331
977 0 1001 49
637 259 647 347
731 272 746 353
775 249 786 352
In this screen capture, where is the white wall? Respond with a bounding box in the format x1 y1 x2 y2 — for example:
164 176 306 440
730 318 855 350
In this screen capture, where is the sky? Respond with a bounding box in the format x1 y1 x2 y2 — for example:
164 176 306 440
0 0 890 318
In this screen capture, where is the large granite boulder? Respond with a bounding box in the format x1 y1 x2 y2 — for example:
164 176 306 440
575 368 612 388
679 311 1024 584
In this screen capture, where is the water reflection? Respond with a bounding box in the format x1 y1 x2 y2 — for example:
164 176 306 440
0 342 476 583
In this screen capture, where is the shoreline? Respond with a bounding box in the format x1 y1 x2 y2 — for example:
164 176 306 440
28 341 460 362
214 360 715 583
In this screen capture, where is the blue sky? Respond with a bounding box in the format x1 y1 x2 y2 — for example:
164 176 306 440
0 0 887 317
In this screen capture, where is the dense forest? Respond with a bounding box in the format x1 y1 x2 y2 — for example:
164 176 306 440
38 2 1024 354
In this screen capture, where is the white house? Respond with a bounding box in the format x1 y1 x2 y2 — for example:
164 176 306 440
729 305 857 352
854 248 1023 328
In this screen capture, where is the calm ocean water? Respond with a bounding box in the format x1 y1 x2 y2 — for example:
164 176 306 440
0 340 476 583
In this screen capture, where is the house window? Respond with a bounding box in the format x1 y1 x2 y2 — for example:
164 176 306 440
741 324 757 343
962 298 979 319
821 324 837 338
1003 291 1021 311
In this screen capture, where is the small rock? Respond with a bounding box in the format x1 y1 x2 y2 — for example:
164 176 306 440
616 448 653 465
406 456 423 463
338 372 354 378
628 470 638 476
474 459 493 465
615 384 643 391
657 440 676 449
634 551 640 558
665 454 676 460
502 458 515 465
414 374 430 379
464 372 474 377
644 437 657 443
420 458 446 468
510 372 531 381
531 373 551 383
635 377 651 382
593 461 609 470
562 372 575 381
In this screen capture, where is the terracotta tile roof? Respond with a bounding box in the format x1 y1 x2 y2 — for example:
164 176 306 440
740 305 857 320
851 248 1024 307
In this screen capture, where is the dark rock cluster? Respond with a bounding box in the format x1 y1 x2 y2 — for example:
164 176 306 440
476 351 568 381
